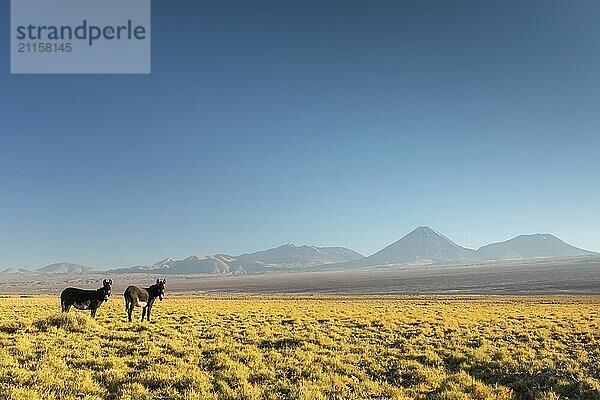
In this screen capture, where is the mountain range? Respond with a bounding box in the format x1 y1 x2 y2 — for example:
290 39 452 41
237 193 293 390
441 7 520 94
1 227 597 276
341 226 596 268
108 245 364 275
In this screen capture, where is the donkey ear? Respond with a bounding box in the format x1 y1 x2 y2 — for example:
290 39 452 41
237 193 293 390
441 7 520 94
108 279 113 285
156 279 160 284
162 279 166 284
103 279 107 285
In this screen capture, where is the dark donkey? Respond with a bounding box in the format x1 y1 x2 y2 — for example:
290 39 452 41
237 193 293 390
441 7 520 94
124 279 166 322
61 279 113 317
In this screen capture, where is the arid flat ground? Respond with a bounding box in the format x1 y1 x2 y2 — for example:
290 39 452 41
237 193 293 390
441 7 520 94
1 256 599 295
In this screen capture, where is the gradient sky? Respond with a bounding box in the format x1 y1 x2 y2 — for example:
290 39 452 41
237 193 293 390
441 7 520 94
1 0 599 269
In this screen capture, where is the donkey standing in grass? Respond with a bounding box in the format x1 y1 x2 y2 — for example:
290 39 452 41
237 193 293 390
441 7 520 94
124 279 166 322
60 279 113 317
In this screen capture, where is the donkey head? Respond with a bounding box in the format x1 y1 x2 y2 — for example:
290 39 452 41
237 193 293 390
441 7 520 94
155 279 166 301
102 279 113 301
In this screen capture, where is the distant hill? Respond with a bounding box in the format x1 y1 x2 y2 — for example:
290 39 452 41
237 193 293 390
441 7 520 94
37 262 102 274
166 256 231 274
0 267 29 275
116 257 177 273
346 226 476 267
236 244 364 267
112 255 243 275
476 234 597 260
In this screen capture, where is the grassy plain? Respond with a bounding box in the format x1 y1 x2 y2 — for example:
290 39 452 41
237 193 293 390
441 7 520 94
0 296 598 400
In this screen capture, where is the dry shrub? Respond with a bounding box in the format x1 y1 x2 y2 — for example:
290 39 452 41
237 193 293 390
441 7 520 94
34 313 98 333
0 319 28 334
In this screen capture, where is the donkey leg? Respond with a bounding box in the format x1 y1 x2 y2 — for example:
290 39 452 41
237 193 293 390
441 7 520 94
141 306 147 322
91 308 97 318
62 302 71 313
124 297 131 322
146 306 151 322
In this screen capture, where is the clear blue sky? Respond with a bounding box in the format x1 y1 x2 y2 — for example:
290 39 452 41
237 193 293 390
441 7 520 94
1 1 599 269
